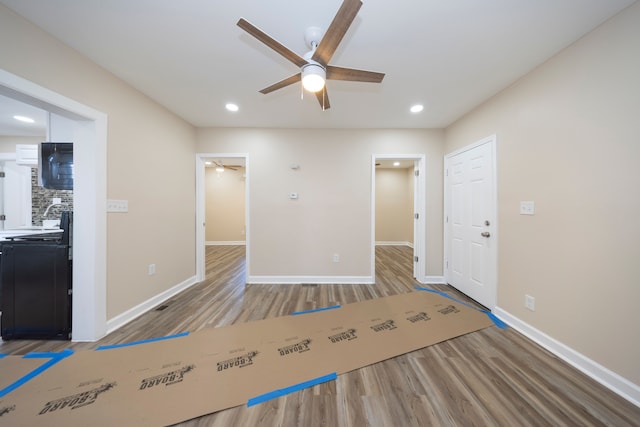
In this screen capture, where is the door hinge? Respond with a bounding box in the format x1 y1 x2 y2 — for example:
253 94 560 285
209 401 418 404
414 169 419 177
0 214 6 221
68 289 73 295
414 213 419 220
414 256 419 263
0 171 5 178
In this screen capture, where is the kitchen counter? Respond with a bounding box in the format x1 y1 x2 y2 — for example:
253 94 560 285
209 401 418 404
0 228 63 241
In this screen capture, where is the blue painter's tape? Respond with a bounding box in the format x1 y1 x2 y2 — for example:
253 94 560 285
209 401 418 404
0 349 75 398
247 372 337 407
0 354 7 359
414 286 508 329
95 331 190 351
291 305 341 316
485 312 509 329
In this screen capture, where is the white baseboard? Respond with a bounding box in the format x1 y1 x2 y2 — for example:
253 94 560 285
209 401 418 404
375 241 413 247
106 275 198 334
494 307 640 408
421 276 446 284
246 275 375 285
206 241 246 246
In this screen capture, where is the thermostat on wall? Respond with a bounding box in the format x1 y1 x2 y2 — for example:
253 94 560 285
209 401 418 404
289 193 298 200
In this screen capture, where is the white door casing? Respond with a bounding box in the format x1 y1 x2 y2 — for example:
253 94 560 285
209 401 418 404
195 153 250 282
1 69 108 342
444 136 497 309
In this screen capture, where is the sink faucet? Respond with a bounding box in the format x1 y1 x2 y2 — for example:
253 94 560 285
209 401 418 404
43 201 67 217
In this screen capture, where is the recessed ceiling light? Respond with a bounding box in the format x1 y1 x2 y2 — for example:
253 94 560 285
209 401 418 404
393 161 400 167
13 115 35 123
205 161 212 166
410 104 424 113
225 103 239 112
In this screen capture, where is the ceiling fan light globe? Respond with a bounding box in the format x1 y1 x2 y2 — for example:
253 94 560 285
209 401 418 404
301 64 326 93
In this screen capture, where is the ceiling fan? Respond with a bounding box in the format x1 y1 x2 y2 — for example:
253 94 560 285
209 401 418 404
211 160 241 171
237 0 385 110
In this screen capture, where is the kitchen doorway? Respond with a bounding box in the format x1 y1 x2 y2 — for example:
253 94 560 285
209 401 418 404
371 154 426 283
195 153 249 282
0 69 108 341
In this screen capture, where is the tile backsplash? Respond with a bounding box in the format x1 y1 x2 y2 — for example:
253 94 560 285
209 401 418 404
31 168 74 225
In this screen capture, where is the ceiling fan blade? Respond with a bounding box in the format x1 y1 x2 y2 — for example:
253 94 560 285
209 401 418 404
315 88 331 110
326 66 385 83
312 0 362 65
237 18 307 68
259 73 301 94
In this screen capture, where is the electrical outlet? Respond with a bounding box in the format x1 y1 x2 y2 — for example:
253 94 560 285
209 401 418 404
525 294 535 311
52 197 62 205
332 254 340 263
520 201 535 215
148 264 156 275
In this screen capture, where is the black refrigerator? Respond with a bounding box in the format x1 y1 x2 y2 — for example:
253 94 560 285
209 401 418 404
0 212 72 340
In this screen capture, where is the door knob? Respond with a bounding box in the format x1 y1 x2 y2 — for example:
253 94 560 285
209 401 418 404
481 232 491 238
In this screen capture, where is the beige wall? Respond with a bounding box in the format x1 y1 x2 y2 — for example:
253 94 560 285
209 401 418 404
0 5 197 319
445 3 640 384
0 136 43 153
375 167 414 244
196 128 444 278
205 167 246 243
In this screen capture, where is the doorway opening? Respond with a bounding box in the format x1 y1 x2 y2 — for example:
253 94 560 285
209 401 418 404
0 70 108 341
195 153 249 282
371 154 426 283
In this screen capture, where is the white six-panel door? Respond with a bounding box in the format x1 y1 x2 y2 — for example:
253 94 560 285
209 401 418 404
445 136 496 309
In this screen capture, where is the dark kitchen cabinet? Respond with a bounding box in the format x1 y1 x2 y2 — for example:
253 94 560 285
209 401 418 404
0 241 72 340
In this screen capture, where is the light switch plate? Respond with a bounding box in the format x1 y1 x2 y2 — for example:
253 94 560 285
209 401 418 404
107 199 129 212
520 201 535 215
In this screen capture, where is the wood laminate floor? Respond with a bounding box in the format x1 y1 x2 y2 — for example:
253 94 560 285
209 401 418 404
1 245 638 426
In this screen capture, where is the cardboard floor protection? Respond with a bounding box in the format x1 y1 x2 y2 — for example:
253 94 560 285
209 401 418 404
0 289 497 426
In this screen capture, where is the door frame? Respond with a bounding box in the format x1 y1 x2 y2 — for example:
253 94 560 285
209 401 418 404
0 69 108 341
444 134 498 309
195 153 249 282
371 154 427 283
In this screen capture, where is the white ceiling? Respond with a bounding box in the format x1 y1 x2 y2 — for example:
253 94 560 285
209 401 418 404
0 94 47 136
0 0 636 133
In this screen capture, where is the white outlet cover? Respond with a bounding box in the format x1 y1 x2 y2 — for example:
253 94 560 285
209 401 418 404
520 201 535 215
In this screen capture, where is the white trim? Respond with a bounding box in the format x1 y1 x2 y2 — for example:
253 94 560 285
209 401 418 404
375 241 413 247
371 154 427 283
246 276 375 285
422 276 446 284
195 153 249 283
206 241 246 246
494 307 640 408
106 276 198 334
0 69 108 342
